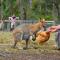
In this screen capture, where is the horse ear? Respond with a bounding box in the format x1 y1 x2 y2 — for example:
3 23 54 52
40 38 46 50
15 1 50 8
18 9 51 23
41 19 45 23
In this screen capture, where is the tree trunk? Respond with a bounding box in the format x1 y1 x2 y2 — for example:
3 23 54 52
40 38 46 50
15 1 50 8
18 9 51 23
0 0 1 20
0 0 3 20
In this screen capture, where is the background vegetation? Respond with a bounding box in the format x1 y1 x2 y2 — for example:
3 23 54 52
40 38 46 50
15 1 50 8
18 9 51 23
0 0 60 21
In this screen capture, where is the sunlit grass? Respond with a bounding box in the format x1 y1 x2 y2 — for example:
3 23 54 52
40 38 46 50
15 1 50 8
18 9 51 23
0 31 13 44
0 31 59 54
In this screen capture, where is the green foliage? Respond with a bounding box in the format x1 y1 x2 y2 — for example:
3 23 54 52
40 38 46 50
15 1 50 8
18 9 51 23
45 15 53 20
1 0 60 20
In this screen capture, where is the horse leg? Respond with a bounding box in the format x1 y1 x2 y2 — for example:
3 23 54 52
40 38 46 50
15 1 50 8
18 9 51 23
13 39 18 48
23 39 29 50
26 39 29 49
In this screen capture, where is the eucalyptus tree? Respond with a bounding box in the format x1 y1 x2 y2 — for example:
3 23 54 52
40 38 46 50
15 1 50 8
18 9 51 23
0 0 4 20
0 0 1 20
53 0 60 20
19 0 31 20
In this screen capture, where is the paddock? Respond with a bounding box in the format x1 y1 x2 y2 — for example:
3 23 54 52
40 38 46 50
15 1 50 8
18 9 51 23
0 31 60 60
0 20 60 60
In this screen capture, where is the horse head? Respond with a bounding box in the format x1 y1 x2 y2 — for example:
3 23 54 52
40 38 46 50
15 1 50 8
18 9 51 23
30 20 46 41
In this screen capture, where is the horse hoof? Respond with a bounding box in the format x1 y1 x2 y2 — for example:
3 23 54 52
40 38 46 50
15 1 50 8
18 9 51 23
33 47 38 49
23 47 28 50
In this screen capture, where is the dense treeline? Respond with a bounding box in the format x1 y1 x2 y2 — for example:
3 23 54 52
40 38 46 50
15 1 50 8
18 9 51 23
0 0 60 21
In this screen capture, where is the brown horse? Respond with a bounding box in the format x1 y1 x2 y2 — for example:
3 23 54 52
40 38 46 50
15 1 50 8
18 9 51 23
12 20 45 49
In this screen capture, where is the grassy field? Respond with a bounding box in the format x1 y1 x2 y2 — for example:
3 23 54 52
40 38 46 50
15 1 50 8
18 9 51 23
0 31 60 60
0 31 58 52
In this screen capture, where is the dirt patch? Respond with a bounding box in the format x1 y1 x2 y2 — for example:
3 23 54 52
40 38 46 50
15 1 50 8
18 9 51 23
0 45 60 60
0 50 60 60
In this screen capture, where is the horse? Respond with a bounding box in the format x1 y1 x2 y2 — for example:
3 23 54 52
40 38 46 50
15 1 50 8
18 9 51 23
12 20 45 49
